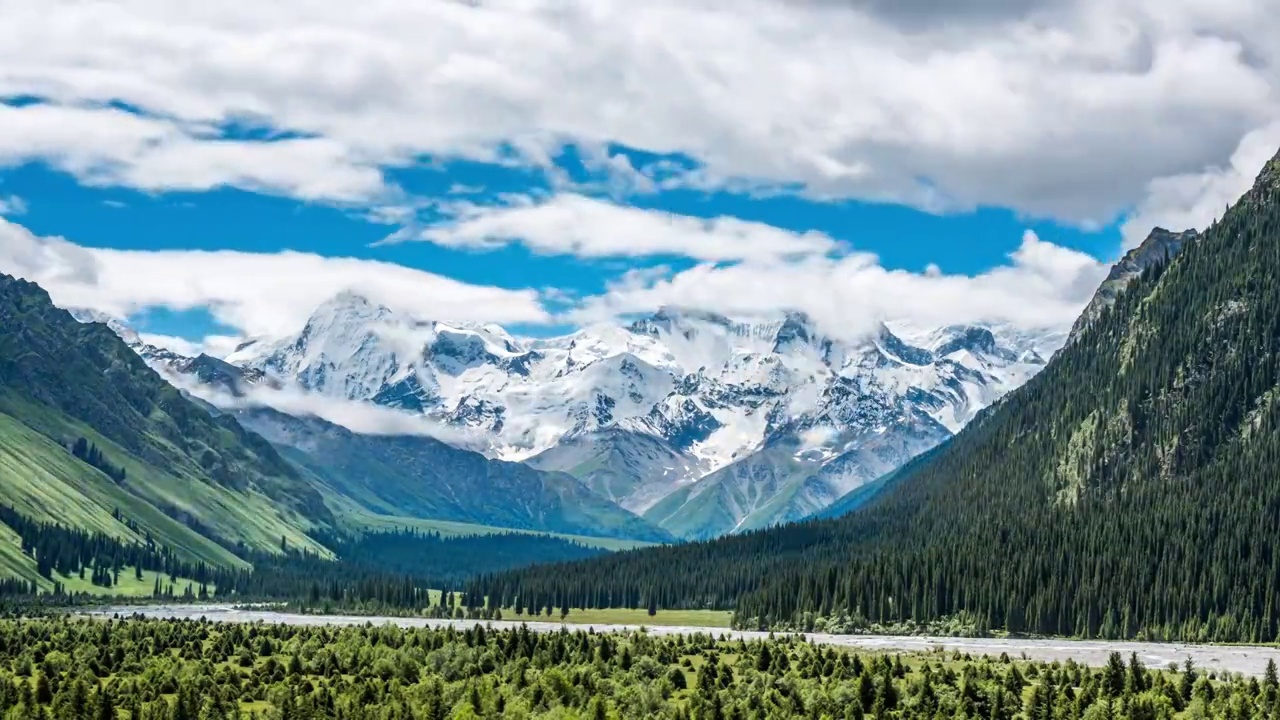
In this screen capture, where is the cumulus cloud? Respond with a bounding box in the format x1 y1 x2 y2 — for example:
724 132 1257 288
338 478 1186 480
408 193 840 261
1121 121 1280 247
0 104 390 203
0 0 1275 224
1 202 1113 349
0 217 549 337
570 230 1109 340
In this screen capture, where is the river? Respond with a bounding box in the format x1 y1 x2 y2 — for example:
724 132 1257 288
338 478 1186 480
85 604 1280 677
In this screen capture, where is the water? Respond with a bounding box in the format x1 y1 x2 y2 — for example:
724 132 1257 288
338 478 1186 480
85 604 1280 676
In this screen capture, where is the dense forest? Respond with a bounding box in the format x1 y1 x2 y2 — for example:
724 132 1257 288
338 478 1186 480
467 150 1280 643
0 616 1272 719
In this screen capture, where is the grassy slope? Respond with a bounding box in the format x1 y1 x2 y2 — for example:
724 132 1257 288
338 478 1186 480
0 409 248 568
0 275 334 563
0 394 328 560
0 521 204 595
0 523 39 585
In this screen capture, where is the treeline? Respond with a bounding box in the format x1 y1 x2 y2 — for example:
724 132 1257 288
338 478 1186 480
207 529 600 614
0 500 606 612
325 529 604 585
0 616 1273 719
65 436 126 483
0 504 214 589
468 151 1280 643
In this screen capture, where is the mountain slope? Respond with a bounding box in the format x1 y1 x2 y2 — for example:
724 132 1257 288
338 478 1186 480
1066 226 1196 342
233 407 673 542
468 147 1280 643
526 428 708 513
0 274 332 560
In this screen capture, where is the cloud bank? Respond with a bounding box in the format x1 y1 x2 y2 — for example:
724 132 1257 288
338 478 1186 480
0 0 1275 229
1 212 1106 345
0 217 549 338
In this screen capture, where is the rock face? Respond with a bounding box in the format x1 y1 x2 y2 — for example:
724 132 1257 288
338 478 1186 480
105 296 1064 539
1067 227 1198 343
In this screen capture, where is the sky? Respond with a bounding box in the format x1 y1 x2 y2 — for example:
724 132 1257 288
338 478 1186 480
0 0 1278 353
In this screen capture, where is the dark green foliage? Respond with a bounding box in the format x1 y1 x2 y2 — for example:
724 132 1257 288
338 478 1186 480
328 529 605 584
0 617 1265 719
0 501 607 612
0 504 211 587
469 149 1280 643
68 437 125 483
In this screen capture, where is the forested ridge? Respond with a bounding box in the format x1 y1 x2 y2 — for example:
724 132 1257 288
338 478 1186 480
467 148 1280 643
0 616 1271 720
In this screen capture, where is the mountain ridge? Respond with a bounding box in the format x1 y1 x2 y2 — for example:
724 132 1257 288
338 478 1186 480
132 300 1061 538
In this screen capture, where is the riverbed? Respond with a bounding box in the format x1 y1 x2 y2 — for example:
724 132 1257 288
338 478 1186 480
85 604 1280 677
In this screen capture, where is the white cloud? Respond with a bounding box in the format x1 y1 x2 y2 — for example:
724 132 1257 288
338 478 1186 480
0 0 1275 224
0 104 390 203
570 230 1109 340
0 217 549 337
136 332 242 359
171 373 486 446
1120 121 1280 247
1 202 1109 346
410 193 840 261
0 195 27 216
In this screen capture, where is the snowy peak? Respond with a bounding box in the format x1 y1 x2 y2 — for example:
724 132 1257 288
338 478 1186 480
67 308 142 347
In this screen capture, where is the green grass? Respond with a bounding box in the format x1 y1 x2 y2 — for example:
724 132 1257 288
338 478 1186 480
333 507 661 552
54 566 208 597
0 522 40 586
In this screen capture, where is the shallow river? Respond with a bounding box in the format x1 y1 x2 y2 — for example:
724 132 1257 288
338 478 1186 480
86 604 1280 677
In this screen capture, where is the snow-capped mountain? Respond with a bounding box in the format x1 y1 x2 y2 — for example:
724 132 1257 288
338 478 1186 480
102 293 1064 539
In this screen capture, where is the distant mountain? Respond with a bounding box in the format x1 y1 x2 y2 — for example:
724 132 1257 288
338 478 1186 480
1067 226 1196 342
526 428 708 513
129 293 1062 539
232 406 673 543
467 145 1280 643
0 275 333 566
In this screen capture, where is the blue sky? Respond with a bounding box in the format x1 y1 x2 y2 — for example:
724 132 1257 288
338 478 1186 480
0 0 1275 352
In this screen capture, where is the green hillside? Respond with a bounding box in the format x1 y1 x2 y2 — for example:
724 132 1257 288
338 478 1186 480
0 274 331 562
469 147 1280 643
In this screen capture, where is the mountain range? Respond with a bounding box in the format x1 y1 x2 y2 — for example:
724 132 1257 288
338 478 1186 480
120 294 1063 540
468 146 1280 643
